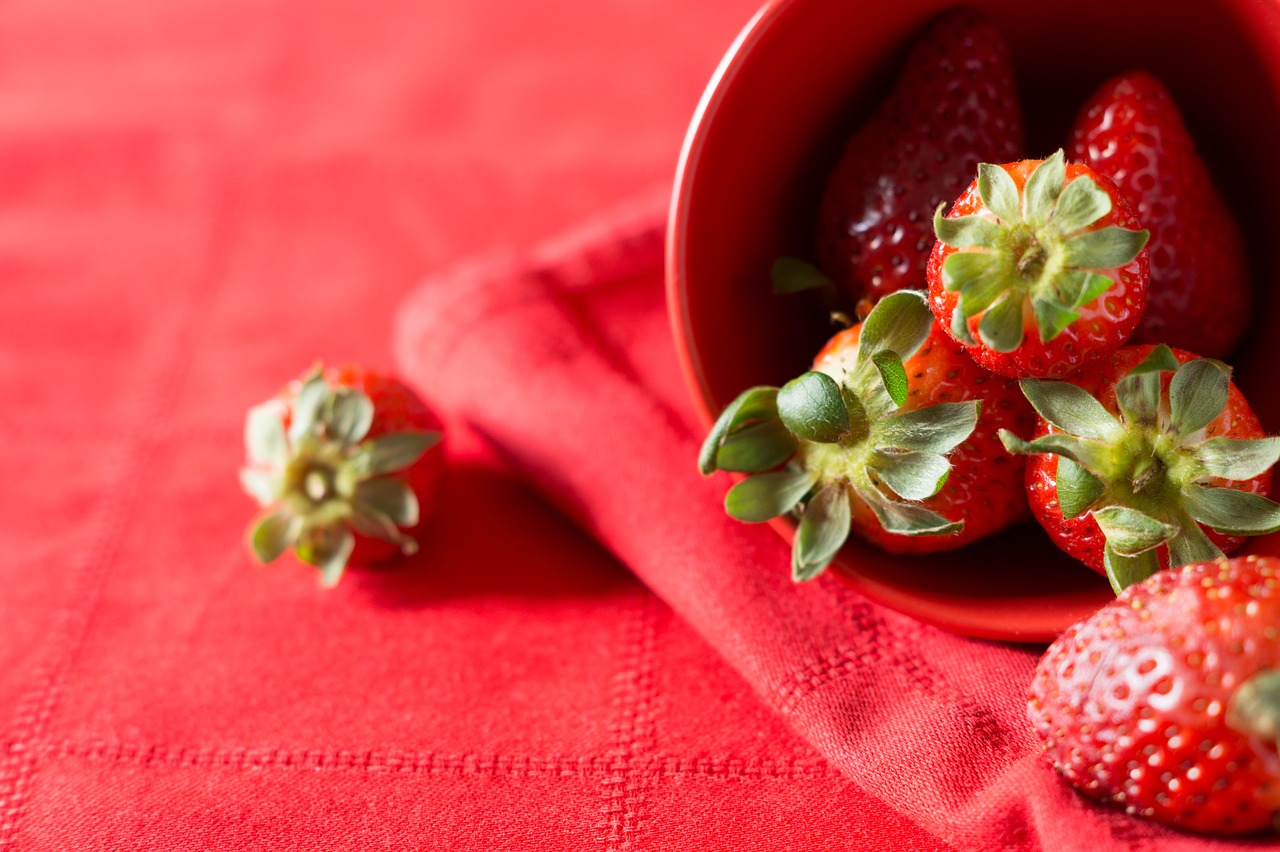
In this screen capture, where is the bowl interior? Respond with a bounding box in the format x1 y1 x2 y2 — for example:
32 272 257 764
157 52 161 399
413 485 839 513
668 0 1280 641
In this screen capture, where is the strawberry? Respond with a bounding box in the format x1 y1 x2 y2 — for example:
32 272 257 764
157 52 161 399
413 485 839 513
927 150 1150 379
809 9 1023 307
1068 71 1251 359
239 364 444 586
699 291 1033 580
1029 555 1280 835
999 344 1280 593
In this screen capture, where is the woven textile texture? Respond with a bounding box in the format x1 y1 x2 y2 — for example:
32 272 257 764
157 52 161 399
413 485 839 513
0 0 946 848
394 194 1278 852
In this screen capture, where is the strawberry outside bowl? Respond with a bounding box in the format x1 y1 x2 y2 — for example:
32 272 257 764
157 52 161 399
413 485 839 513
666 0 1280 642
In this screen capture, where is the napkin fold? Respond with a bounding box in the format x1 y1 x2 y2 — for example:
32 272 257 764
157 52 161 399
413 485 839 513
394 191 1246 852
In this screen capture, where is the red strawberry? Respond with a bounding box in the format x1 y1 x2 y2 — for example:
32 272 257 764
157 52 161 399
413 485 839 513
239 364 444 586
1068 71 1251 359
699 291 1033 580
1029 555 1280 835
811 9 1023 307
999 344 1280 593
928 150 1151 378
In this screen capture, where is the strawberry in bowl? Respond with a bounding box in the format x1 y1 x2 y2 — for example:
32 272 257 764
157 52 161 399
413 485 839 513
927 150 1150 379
999 344 1280 593
812 8 1023 308
668 0 1280 639
699 291 1032 580
1069 71 1252 359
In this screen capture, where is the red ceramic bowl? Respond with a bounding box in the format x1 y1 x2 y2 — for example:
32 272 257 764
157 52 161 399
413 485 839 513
667 0 1280 642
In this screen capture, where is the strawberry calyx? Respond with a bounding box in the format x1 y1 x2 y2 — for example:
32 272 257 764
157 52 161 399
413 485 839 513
239 367 441 587
699 291 979 581
999 345 1280 593
935 149 1149 353
1228 668 1280 746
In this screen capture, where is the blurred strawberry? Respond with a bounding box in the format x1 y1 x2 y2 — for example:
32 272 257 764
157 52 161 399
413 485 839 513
811 9 1023 307
239 364 444 587
1068 71 1250 358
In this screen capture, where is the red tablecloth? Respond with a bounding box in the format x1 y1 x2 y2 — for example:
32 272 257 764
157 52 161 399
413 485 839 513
0 1 1270 850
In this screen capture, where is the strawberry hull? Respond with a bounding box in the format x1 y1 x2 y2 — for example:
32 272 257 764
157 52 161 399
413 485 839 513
812 323 1034 554
1023 345 1273 578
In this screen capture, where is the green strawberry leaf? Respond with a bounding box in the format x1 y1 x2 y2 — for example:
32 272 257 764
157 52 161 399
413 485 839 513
715 418 797 473
999 430 1116 478
1031 297 1079 344
354 477 420 526
1165 519 1224 569
329 389 375 446
1047 174 1112 235
778 371 850 443
869 450 951 501
841 385 871 444
296 524 356 588
977 162 1021 224
1076 272 1114 308
1063 226 1149 270
933 207 1003 249
1226 670 1280 742
348 502 415 551
791 483 851 582
1017 379 1123 441
958 265 1009 316
860 487 962 536
245 402 290 469
1127 344 1180 376
977 293 1025 353
698 386 780 474
1183 485 1280 536
1023 150 1066 226
1092 505 1177 556
1195 436 1280 481
871 350 909 408
1168 358 1230 439
950 305 976 346
239 467 280 506
941 251 997 294
1102 542 1160 594
1055 456 1104 520
876 400 980 454
857 290 933 364
724 468 818 523
289 371 331 444
1114 370 1161 427
771 256 835 295
350 431 440 477
250 508 298 564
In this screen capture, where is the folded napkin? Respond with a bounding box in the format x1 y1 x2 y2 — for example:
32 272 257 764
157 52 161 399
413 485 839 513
394 191 1247 852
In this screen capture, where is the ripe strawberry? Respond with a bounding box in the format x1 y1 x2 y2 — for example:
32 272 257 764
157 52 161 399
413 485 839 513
928 150 1150 379
999 344 1280 593
1029 555 1280 835
1068 71 1251 359
699 291 1033 580
810 9 1023 307
239 364 444 586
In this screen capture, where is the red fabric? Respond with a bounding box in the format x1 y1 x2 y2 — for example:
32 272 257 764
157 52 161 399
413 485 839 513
0 0 949 849
394 197 1277 852
0 0 1270 849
